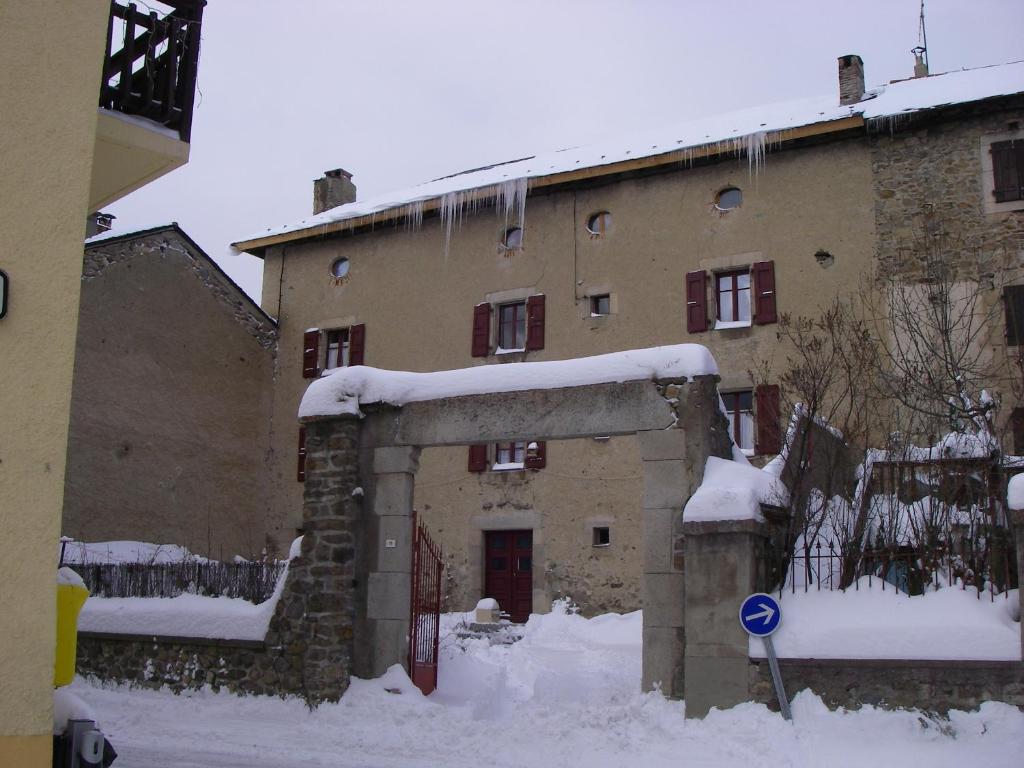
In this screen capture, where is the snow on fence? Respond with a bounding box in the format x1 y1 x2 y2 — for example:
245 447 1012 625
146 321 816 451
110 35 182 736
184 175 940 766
69 561 287 603
778 539 1018 601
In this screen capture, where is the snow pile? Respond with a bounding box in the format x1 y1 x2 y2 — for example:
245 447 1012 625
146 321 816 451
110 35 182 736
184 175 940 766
683 456 788 523
71 599 1024 767
753 581 1021 661
57 566 87 590
299 344 717 418
236 61 1024 249
60 539 208 565
53 689 97 735
1009 473 1024 510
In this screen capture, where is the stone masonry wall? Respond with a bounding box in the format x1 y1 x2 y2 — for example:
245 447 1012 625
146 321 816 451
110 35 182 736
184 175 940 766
76 417 363 704
870 98 1024 279
749 658 1024 714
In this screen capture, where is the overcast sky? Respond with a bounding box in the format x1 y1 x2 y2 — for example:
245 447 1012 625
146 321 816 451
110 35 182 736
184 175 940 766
105 0 1024 302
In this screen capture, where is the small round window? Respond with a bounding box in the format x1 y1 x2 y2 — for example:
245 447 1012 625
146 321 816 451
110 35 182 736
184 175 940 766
715 187 742 211
330 257 350 278
586 211 612 236
502 226 524 250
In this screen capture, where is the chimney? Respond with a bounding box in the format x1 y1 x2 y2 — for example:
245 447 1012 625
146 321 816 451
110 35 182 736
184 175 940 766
912 47 929 78
313 168 356 214
838 54 865 105
85 211 115 238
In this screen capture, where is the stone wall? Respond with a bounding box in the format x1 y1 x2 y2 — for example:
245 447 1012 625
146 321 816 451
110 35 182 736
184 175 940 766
749 658 1024 714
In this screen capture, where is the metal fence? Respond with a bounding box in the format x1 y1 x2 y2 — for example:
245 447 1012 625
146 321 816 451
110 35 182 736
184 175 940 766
68 560 287 603
778 539 1018 601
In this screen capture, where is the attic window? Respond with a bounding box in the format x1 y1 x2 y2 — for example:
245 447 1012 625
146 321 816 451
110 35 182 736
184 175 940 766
586 211 612 236
330 257 350 278
715 187 742 211
501 227 524 250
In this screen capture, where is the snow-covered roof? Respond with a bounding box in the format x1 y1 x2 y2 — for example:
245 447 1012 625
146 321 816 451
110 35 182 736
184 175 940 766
299 344 718 419
234 60 1024 251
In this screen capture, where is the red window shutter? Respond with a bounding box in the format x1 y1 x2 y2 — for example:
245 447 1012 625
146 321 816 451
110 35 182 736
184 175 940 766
526 294 545 350
297 427 307 482
991 140 1021 203
349 323 366 366
468 444 488 472
302 330 320 378
685 270 707 333
752 261 777 325
525 441 546 470
755 384 782 456
472 303 491 357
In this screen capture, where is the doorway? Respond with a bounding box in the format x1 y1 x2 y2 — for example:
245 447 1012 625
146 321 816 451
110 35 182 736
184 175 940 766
484 530 533 622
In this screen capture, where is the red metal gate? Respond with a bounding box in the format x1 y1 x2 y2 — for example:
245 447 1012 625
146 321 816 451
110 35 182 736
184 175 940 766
409 512 443 695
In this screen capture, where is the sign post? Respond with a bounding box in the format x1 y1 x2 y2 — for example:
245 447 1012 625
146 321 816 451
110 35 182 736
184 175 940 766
739 592 791 721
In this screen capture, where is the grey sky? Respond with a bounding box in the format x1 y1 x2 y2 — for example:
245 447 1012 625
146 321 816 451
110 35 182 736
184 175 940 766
105 0 1024 302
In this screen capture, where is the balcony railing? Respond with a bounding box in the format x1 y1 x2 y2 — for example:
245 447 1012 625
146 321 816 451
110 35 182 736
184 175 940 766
99 1 205 143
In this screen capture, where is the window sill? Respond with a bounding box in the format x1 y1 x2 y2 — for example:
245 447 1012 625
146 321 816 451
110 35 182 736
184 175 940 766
592 543 611 548
491 462 525 472
740 448 755 457
495 347 526 355
714 319 752 330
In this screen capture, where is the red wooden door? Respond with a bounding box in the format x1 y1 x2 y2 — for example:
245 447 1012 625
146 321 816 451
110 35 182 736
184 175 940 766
484 530 533 623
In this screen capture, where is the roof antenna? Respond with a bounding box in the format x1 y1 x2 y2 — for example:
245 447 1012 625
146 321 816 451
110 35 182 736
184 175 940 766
912 0 929 78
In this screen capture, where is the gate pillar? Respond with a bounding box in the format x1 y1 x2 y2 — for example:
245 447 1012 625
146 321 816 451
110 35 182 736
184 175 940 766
359 445 421 678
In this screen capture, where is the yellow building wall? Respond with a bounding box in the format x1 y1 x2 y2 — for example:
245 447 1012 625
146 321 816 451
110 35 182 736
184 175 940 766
0 1 110 763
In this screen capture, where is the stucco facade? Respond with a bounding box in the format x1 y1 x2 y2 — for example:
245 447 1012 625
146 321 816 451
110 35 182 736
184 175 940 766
254 135 876 614
64 227 277 560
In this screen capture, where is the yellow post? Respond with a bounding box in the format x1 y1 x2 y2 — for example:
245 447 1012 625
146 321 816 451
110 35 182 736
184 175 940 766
54 568 89 688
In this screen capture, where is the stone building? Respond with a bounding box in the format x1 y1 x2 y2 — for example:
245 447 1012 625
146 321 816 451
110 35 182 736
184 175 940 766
233 57 1024 618
64 224 277 559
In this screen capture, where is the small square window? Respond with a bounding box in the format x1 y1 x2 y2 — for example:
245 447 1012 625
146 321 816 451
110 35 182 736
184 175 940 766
493 441 526 470
593 526 610 547
591 294 611 316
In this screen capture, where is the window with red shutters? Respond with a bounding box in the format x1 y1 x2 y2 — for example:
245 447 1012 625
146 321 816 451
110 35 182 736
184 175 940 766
325 329 349 369
991 139 1024 203
468 444 488 472
526 294 545 350
497 302 526 350
752 261 777 325
686 270 707 333
297 427 307 482
754 384 781 456
472 303 492 357
349 323 366 366
302 330 320 378
716 270 751 323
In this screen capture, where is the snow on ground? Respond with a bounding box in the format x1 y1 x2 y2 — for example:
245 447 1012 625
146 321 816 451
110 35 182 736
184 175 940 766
60 539 208 564
752 581 1021 661
74 601 1024 768
299 344 717 418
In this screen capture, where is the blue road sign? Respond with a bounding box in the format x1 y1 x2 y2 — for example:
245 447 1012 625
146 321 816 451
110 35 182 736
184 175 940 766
739 592 782 637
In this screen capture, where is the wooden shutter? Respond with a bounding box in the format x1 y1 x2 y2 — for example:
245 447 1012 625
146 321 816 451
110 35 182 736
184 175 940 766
685 270 707 333
1005 286 1024 346
349 323 366 366
526 294 546 350
302 330 320 378
468 444 488 472
297 427 307 482
991 140 1022 203
472 303 491 357
525 441 547 470
752 261 777 325
755 384 781 456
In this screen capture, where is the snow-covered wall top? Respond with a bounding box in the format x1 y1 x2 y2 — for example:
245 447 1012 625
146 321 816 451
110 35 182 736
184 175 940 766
299 344 717 419
1009 474 1024 511
683 456 789 523
237 61 1024 247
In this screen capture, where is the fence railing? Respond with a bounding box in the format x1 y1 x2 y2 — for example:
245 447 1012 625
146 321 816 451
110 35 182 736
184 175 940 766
779 538 1017 601
68 560 287 603
99 1 205 142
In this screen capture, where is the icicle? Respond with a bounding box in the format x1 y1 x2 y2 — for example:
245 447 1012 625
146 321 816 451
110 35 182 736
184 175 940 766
866 113 909 137
437 178 530 258
402 200 424 231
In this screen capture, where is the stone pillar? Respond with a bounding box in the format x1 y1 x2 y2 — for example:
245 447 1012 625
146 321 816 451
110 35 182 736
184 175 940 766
1013 510 1024 661
681 518 769 718
265 416 360 704
637 376 733 698
359 445 420 678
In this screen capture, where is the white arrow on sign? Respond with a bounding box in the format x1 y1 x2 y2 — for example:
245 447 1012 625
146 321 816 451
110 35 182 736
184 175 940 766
745 602 776 625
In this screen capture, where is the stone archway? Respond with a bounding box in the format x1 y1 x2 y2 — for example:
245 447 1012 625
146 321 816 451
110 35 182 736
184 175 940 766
285 353 734 704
